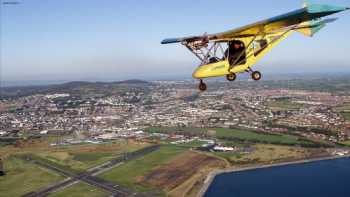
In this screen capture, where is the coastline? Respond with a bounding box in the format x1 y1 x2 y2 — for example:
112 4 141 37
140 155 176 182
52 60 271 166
197 154 350 197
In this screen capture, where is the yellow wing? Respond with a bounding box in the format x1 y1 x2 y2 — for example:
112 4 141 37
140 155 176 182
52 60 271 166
161 3 348 44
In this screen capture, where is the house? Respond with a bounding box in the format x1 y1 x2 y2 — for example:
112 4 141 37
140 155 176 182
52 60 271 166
213 146 235 152
40 130 48 135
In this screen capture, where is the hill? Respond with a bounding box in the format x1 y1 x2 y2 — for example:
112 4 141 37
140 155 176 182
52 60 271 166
0 80 151 99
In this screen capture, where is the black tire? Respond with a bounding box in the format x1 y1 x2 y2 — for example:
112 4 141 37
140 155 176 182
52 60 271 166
199 82 207 91
226 73 236 81
251 71 262 81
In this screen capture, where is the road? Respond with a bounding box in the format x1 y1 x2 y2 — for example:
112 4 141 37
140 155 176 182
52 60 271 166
21 145 160 197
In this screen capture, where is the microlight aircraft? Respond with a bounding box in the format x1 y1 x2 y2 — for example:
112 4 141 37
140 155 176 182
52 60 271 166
161 3 349 91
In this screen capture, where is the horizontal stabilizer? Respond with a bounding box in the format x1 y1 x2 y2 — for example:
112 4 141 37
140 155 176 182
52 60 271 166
161 38 183 44
161 36 203 44
294 18 337 37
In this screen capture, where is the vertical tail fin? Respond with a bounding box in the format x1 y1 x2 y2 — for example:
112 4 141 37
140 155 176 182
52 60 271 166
294 18 337 37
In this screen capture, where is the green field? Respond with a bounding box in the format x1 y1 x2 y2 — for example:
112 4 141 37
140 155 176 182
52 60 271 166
334 102 350 111
146 127 313 146
22 153 83 174
49 183 107 197
99 145 186 192
71 152 114 162
214 128 311 145
334 102 350 122
340 112 350 121
221 140 247 147
210 151 242 163
24 141 147 173
267 100 304 111
175 140 208 148
146 127 206 135
0 157 64 197
341 140 350 146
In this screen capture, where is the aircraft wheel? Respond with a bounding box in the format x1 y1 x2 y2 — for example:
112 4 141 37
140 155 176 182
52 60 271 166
199 81 207 91
251 71 262 81
226 73 236 81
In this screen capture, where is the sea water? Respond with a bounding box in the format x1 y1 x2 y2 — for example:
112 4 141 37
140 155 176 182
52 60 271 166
204 157 350 197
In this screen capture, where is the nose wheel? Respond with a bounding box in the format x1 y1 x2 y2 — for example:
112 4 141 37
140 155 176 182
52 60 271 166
198 80 207 91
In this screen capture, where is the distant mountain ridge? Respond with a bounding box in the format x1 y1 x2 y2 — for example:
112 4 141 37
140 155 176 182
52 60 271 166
0 79 151 99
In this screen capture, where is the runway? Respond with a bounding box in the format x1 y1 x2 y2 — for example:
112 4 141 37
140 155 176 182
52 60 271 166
21 145 160 197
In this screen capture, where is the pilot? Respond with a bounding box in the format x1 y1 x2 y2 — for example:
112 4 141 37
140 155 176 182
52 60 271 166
224 41 246 66
233 42 242 50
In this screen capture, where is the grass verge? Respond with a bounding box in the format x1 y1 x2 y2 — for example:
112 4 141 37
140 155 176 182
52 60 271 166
49 182 107 197
0 157 64 197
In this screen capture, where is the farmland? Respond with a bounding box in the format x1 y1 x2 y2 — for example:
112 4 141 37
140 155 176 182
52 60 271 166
140 151 228 197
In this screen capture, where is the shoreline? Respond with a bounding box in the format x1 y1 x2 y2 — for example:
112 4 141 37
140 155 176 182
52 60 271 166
197 154 350 197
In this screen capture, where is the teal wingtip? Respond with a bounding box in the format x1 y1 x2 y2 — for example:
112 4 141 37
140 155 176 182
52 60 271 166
306 4 349 13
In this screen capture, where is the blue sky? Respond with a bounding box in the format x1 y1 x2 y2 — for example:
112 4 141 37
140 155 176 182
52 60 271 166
1 0 350 82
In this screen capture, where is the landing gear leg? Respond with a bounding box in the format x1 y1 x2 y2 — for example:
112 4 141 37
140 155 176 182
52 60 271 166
198 80 207 91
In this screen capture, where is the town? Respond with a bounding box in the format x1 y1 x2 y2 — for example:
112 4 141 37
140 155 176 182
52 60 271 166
1 78 350 144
